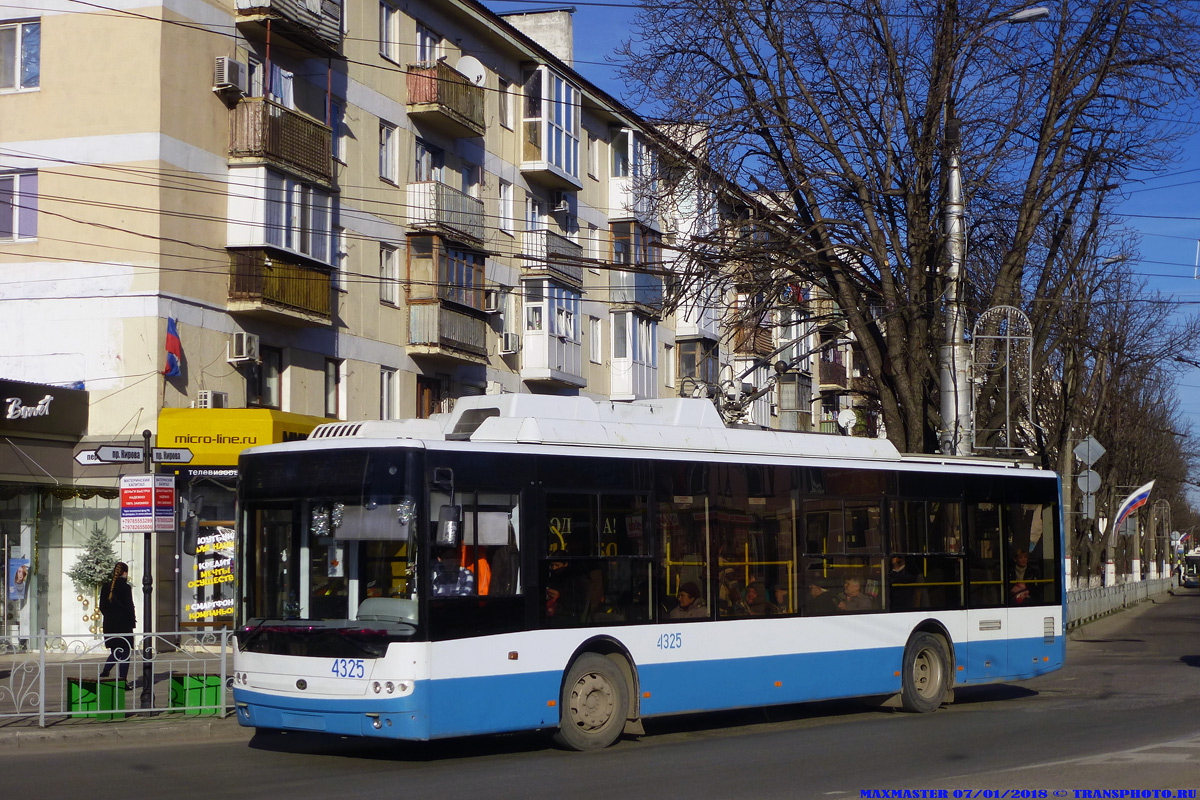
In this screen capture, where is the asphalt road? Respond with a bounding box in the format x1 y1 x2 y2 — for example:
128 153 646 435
5 590 1199 799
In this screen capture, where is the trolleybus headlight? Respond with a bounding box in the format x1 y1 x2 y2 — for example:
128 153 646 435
372 682 381 693
385 682 394 694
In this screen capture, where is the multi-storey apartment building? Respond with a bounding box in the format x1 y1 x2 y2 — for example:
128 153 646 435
0 0 828 640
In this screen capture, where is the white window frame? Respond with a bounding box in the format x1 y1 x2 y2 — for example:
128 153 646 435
523 65 580 180
380 121 397 183
589 316 602 364
664 343 675 388
331 100 346 163
380 367 397 420
1 20 40 93
0 171 38 241
499 180 514 235
264 170 331 263
379 2 400 63
380 242 400 305
324 358 344 419
587 133 599 179
416 22 442 64
332 226 349 291
414 138 443 183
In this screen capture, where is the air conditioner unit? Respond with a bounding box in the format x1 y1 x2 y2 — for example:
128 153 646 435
227 332 261 364
552 191 570 213
195 390 229 409
483 288 503 314
500 332 521 355
213 57 248 95
663 216 679 234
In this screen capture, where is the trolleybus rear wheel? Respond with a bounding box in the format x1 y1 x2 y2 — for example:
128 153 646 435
554 653 629 750
901 632 949 713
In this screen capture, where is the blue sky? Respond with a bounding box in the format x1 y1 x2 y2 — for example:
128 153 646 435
482 1 1200 434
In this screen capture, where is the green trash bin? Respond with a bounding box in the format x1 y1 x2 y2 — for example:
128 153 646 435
68 678 127 720
169 674 222 715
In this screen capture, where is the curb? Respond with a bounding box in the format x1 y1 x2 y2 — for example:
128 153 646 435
0 716 254 749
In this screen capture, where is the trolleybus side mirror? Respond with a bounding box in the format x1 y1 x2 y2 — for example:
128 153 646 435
436 504 462 548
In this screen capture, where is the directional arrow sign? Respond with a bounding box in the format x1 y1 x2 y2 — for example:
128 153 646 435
152 447 194 464
96 445 146 463
75 449 101 465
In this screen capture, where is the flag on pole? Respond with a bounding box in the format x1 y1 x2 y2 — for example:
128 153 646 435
1113 480 1154 531
163 317 182 377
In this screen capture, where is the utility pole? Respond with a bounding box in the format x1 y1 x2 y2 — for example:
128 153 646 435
140 429 153 706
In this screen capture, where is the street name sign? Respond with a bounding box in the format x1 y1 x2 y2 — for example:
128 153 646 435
152 447 194 464
89 446 195 464
97 445 145 463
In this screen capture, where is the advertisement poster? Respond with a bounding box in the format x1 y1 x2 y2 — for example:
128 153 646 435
185 526 236 624
6 558 30 601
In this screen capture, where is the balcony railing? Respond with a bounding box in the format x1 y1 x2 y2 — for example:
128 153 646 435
406 61 486 138
522 228 584 287
407 182 485 243
819 359 848 389
228 249 332 322
408 301 487 361
229 97 333 186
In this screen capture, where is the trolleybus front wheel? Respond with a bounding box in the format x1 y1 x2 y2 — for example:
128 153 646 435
900 632 950 713
553 653 629 751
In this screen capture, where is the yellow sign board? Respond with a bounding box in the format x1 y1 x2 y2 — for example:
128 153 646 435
156 408 327 466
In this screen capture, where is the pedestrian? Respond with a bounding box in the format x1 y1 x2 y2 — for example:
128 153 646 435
98 561 136 688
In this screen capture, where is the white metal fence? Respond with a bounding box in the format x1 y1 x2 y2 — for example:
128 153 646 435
0 630 231 727
1065 577 1174 629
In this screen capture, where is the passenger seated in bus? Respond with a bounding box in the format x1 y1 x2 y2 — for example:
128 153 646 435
774 586 791 614
837 578 873 612
431 547 475 596
805 582 839 616
744 581 777 615
1009 548 1040 604
669 581 708 619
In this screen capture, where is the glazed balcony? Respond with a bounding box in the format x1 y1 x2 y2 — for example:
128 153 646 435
406 61 486 138
522 228 584 288
819 359 849 390
228 249 332 325
229 97 333 187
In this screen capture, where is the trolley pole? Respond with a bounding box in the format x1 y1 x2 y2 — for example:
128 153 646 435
140 429 154 706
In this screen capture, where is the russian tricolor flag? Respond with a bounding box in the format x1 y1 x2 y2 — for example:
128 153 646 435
163 317 182 377
1114 480 1154 531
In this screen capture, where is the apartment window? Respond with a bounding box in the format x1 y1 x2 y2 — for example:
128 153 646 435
611 221 662 266
414 139 443 183
247 57 264 98
409 235 485 311
498 78 512 129
379 2 400 63
0 171 38 241
525 195 546 232
380 242 400 305
587 223 600 272
461 162 481 199
612 129 629 178
416 23 442 64
499 180 514 235
331 101 345 163
248 346 283 409
679 338 719 386
524 279 580 342
332 226 348 291
589 316 602 363
380 367 397 420
587 133 599 179
664 343 676 388
379 122 397 183
324 358 343 418
264 171 331 262
1 21 40 91
522 66 580 179
613 311 656 366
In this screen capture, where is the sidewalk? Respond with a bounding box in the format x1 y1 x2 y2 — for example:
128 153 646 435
0 713 253 750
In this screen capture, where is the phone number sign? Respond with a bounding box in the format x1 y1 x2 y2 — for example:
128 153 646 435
120 474 176 532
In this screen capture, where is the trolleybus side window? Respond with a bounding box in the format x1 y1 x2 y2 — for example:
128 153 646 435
1003 503 1057 607
887 499 965 611
657 463 712 621
967 501 1003 607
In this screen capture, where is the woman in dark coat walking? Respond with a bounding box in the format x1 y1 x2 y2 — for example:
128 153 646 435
98 561 136 686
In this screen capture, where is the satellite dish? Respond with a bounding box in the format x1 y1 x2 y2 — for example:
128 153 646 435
455 56 486 86
837 409 857 432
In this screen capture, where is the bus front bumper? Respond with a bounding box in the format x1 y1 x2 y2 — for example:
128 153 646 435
233 686 431 740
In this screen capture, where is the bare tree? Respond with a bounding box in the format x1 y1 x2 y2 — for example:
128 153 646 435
621 0 1200 454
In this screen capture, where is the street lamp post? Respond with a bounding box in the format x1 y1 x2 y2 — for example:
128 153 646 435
939 5 1049 455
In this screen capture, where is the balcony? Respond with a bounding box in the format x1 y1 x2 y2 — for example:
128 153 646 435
228 249 332 325
235 0 343 57
730 324 773 357
522 228 584 288
229 97 333 187
408 301 488 364
818 359 849 390
406 62 485 138
407 182 485 244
